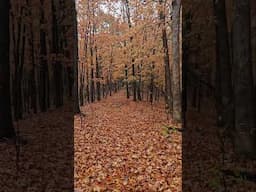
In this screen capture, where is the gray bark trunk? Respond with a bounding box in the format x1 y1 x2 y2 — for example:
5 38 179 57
172 0 182 123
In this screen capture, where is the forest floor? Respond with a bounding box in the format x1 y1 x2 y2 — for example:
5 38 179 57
184 97 256 192
74 91 182 192
0 103 73 192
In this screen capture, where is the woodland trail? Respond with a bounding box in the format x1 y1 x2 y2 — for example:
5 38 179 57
74 91 181 192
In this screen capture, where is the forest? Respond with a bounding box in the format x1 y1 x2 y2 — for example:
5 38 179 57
76 0 182 122
0 0 76 138
183 0 256 191
0 0 256 191
0 0 76 191
75 0 182 191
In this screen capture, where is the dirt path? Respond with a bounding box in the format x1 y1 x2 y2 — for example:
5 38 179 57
74 91 181 192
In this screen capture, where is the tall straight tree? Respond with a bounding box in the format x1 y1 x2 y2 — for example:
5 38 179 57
159 0 172 114
233 0 256 157
73 0 80 113
0 0 15 138
124 0 137 101
213 0 232 126
172 0 182 123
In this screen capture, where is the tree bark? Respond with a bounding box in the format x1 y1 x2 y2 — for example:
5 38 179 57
213 0 232 126
72 0 80 113
159 0 172 114
233 0 256 158
0 0 15 138
172 0 182 123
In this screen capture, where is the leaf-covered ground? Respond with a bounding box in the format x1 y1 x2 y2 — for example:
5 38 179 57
0 104 73 192
183 98 256 192
75 91 182 191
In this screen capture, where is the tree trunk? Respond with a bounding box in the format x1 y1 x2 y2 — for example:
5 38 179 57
72 0 80 113
125 0 136 100
95 52 101 101
39 29 48 112
150 63 155 104
232 0 256 158
213 0 232 126
125 64 129 98
0 0 15 138
30 22 39 114
90 47 95 102
172 0 182 123
132 62 137 101
137 64 142 101
159 0 172 114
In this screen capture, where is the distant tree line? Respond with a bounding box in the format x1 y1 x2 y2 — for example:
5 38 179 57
77 0 182 123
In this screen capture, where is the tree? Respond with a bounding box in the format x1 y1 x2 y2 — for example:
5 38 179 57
77 0 179 108
213 0 232 127
171 0 182 123
73 0 80 113
124 0 137 101
232 0 256 158
8 0 75 119
159 0 172 114
0 0 16 138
